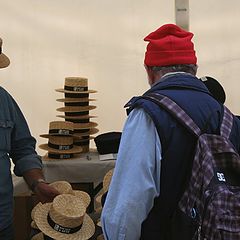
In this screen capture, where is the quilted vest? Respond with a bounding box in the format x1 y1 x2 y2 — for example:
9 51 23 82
126 73 240 240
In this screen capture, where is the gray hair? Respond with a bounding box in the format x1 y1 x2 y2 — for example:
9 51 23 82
150 64 198 76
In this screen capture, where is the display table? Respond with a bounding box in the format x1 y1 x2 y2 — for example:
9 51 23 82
13 149 115 240
43 149 115 184
42 149 115 212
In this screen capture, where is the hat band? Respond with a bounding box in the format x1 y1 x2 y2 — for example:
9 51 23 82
66 119 90 124
47 214 82 234
48 142 73 150
74 140 89 146
66 118 89 123
49 129 73 135
48 153 74 159
65 111 89 116
74 129 90 134
65 102 89 107
64 86 88 92
65 93 89 98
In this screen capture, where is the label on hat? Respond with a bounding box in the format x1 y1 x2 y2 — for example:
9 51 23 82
48 142 73 150
47 214 82 234
49 129 73 135
65 86 88 92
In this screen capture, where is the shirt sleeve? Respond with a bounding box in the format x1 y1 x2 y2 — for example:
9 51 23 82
101 107 162 240
5 91 43 176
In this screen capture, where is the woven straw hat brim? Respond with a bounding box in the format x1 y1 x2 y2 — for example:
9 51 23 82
73 128 99 137
57 115 97 120
103 169 114 193
73 122 98 129
55 88 97 94
39 144 82 154
42 154 82 161
57 106 96 112
0 53 10 68
95 194 102 204
31 232 45 240
97 234 104 240
31 203 43 220
56 98 96 103
96 219 102 227
39 134 81 139
31 220 39 229
34 203 95 240
73 136 94 141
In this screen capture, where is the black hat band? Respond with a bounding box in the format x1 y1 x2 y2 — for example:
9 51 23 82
48 153 74 159
64 86 88 92
65 111 89 116
48 142 73 150
66 119 90 124
64 102 89 107
49 129 73 135
74 129 90 134
65 93 89 98
47 214 82 234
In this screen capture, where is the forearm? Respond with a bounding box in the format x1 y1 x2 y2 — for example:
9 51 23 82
22 168 46 191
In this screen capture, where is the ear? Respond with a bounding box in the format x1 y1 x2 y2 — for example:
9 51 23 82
145 65 154 85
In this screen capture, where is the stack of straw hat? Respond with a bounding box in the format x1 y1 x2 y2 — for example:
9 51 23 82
31 181 94 240
56 77 99 153
39 121 83 160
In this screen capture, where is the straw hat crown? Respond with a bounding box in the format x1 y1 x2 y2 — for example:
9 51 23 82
0 38 10 68
49 181 91 208
56 77 97 94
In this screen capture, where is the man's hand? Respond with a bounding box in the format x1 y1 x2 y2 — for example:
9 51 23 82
34 182 60 203
23 168 59 203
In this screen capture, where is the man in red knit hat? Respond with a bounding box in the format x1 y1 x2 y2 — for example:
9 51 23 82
101 24 240 239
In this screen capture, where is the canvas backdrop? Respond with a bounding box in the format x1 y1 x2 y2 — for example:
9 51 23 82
0 0 239 155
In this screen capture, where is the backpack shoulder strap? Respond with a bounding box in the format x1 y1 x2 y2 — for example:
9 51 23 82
220 106 234 139
142 92 201 137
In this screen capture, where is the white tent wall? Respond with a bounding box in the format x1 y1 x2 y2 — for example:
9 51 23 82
0 0 239 156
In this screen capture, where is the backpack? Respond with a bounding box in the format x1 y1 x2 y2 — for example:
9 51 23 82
143 92 240 240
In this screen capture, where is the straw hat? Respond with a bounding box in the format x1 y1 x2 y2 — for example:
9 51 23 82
73 122 98 130
40 121 78 138
97 234 104 240
49 181 91 208
34 194 95 240
73 128 99 137
42 153 82 161
56 114 97 120
31 232 45 240
39 136 82 154
0 38 10 68
31 203 43 230
55 77 97 94
95 169 114 205
56 105 96 112
56 97 96 103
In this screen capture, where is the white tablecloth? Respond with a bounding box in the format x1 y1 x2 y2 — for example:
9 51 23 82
43 149 116 185
13 149 116 195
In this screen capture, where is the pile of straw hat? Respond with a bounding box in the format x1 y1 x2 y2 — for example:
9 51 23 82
31 181 94 240
56 77 99 153
39 121 83 161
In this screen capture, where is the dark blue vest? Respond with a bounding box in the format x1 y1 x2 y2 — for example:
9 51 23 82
126 73 240 240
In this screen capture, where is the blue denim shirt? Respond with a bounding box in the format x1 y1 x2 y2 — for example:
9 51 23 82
101 108 162 240
0 86 42 230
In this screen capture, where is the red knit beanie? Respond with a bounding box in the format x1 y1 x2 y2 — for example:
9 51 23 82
144 24 197 67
